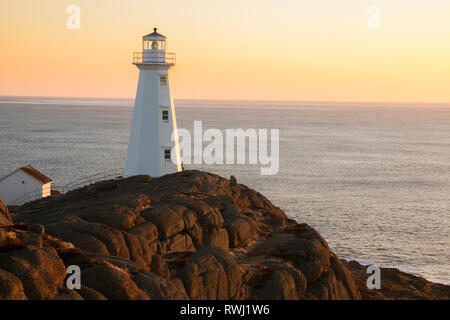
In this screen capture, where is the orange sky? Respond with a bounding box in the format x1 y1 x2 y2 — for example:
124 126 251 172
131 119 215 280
1 0 450 103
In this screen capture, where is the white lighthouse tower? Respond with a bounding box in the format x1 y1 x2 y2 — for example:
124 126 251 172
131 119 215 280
124 28 182 178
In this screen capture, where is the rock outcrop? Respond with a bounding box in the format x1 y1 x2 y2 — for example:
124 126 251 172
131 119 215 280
343 260 450 300
1 170 448 300
0 199 12 226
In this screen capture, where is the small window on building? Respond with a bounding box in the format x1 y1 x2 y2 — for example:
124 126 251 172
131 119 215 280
164 149 172 161
162 110 169 121
160 76 167 86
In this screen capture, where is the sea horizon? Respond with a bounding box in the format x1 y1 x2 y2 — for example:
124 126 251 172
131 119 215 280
1 95 450 109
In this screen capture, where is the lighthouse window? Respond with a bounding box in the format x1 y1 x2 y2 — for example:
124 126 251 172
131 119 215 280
162 110 169 121
164 149 172 161
160 76 167 86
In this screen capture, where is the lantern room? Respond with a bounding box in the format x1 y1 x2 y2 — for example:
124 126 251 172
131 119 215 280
133 28 175 65
143 28 166 52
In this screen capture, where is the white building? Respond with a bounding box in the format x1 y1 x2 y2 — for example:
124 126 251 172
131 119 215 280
0 165 52 205
124 28 182 178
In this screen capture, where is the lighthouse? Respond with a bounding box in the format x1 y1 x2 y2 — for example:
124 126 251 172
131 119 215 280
124 28 182 178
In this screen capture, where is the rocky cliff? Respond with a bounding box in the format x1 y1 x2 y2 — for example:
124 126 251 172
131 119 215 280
1 171 448 300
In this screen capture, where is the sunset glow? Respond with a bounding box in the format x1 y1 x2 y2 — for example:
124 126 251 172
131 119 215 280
1 0 450 103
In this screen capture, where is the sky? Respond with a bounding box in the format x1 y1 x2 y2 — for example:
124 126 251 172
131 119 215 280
1 0 450 103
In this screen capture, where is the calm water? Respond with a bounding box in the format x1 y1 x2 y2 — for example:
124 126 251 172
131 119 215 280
0 97 449 284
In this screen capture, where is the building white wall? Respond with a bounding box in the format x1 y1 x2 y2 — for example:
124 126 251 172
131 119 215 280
42 182 51 198
0 170 51 205
124 63 181 178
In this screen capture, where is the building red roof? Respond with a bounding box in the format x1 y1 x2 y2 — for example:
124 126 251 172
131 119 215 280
19 166 52 184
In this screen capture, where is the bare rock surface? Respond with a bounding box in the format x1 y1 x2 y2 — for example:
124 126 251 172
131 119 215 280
344 260 450 300
0 199 12 226
0 170 447 300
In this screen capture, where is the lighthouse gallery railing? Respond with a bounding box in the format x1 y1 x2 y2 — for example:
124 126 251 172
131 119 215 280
133 52 176 64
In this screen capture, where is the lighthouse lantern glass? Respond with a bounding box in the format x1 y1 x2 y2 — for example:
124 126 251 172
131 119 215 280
143 40 165 51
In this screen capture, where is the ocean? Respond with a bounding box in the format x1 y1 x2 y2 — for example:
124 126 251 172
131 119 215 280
0 96 449 284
